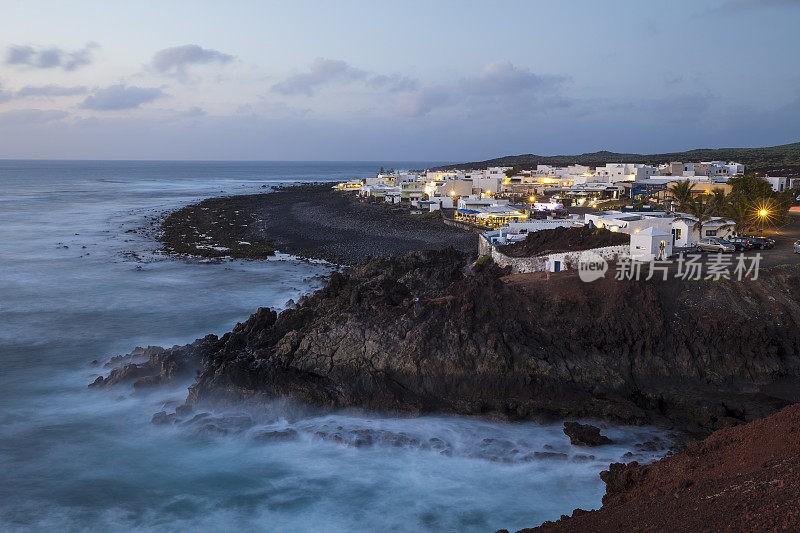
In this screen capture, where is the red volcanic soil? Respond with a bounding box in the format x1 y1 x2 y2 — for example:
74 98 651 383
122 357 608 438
518 404 800 532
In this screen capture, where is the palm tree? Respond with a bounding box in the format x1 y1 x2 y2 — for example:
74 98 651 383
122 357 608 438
709 187 730 211
675 195 717 241
721 196 754 235
669 181 695 212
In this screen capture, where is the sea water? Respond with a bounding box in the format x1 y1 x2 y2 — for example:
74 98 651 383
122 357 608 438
0 161 668 532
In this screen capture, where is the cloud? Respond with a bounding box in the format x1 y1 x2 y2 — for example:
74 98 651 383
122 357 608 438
4 43 98 71
271 58 367 96
0 84 12 103
646 91 715 119
176 106 207 118
151 44 234 78
80 85 165 110
463 60 565 95
0 109 69 125
16 85 89 97
368 74 419 93
393 89 449 117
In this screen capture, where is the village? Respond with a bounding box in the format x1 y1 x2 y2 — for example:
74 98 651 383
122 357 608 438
336 161 800 275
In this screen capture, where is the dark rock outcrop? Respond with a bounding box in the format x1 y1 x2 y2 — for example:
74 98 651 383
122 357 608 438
94 249 800 435
89 335 217 390
563 422 612 446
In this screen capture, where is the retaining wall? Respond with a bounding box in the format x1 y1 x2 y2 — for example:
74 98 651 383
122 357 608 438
477 235 629 273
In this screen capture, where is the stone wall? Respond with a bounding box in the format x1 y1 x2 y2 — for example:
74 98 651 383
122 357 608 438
442 215 481 232
477 234 629 273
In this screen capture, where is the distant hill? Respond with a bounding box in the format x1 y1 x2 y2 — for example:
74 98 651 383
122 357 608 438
433 141 800 175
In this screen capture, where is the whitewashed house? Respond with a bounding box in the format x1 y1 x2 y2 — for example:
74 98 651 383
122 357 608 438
630 227 673 261
457 196 509 210
671 216 734 247
585 210 674 234
765 176 789 192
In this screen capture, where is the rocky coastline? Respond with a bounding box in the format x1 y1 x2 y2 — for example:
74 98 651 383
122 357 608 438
159 183 477 264
94 247 800 436
96 187 800 530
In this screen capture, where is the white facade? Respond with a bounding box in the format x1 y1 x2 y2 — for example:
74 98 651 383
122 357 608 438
630 227 673 262
429 179 473 198
457 196 509 210
765 176 789 192
585 210 675 235
586 210 734 247
365 176 391 186
671 217 734 247
594 164 658 183
430 196 454 209
471 175 503 194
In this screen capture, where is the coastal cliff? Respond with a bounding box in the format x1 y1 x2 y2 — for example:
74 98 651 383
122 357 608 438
93 248 800 435
518 403 800 532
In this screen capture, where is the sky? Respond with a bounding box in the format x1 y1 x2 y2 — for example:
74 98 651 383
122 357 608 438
0 0 799 161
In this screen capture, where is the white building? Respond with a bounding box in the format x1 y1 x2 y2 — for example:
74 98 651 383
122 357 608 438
425 179 473 198
594 164 659 183
659 161 745 178
585 210 675 234
765 176 789 192
471 175 503 195
457 196 509 210
586 210 734 247
365 176 391 186
630 227 673 262
670 216 734 247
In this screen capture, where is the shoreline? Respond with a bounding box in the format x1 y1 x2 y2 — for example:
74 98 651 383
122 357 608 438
92 245 800 531
126 182 800 532
158 183 478 264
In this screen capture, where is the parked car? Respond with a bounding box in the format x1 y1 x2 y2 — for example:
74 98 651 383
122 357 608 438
695 238 736 253
743 236 775 250
794 240 800 254
726 237 753 251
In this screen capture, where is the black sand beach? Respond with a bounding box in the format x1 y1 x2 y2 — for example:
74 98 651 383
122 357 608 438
160 183 478 263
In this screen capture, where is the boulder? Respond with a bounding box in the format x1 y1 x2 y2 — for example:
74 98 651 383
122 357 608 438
563 422 613 447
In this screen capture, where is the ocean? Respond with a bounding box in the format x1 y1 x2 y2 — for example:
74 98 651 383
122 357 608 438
0 161 667 532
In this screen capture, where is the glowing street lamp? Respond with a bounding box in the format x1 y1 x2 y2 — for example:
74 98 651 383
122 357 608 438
754 202 775 233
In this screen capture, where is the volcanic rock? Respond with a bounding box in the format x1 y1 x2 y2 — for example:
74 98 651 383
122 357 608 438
95 249 800 436
563 422 613 446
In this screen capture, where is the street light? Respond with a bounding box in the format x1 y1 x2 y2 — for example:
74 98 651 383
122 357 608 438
759 209 768 218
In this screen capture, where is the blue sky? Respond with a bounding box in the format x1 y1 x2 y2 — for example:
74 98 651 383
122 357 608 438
0 0 798 160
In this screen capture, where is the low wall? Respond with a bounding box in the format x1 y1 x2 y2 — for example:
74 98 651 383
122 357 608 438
545 245 630 271
478 235 543 273
442 215 482 232
478 235 629 274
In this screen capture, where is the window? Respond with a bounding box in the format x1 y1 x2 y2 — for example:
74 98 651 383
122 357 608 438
706 230 717 237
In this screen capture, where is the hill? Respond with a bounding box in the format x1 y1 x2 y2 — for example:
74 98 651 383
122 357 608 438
434 141 800 175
